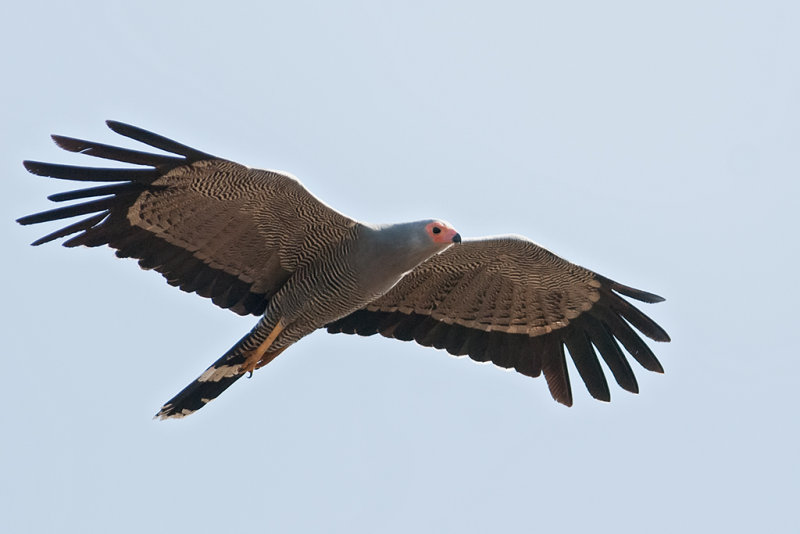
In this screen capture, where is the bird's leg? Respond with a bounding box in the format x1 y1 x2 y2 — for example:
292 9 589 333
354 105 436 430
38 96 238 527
241 318 286 377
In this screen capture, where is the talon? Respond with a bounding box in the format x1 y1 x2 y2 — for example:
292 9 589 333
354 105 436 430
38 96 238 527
239 319 287 377
240 349 261 376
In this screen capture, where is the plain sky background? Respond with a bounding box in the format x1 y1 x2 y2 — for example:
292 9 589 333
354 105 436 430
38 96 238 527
2 2 798 533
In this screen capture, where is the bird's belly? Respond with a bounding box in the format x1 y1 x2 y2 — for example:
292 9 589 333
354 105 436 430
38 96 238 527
264 274 383 350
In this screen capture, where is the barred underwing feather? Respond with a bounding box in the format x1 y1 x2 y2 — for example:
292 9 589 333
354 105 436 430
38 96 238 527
18 121 356 320
328 237 669 406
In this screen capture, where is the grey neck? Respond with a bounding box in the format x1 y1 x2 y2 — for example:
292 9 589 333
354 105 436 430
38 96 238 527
350 221 447 298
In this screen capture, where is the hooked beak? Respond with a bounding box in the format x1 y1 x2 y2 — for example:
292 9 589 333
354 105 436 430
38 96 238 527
452 233 462 243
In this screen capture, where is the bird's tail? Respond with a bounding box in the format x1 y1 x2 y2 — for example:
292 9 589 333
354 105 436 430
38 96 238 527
155 329 278 420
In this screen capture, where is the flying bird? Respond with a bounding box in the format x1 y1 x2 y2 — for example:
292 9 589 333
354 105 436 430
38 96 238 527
17 121 670 419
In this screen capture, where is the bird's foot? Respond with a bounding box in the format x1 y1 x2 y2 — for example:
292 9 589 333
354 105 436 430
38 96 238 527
239 318 287 378
241 350 261 377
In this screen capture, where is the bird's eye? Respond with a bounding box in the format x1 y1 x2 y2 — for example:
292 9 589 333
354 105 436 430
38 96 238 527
432 226 442 234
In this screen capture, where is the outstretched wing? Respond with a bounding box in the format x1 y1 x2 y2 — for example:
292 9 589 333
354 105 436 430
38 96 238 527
327 236 670 405
17 121 357 316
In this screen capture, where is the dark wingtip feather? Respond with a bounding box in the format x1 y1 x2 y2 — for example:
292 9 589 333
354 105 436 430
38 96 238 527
52 133 187 167
16 197 114 225
47 183 139 202
21 160 158 183
582 315 639 394
28 213 107 246
23 160 48 176
51 134 86 152
553 391 573 407
612 280 665 303
591 305 666 374
594 275 665 303
541 339 573 406
564 330 611 402
607 295 671 343
105 120 214 161
105 120 131 132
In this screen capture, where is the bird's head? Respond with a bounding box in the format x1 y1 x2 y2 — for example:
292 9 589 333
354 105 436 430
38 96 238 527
425 220 461 245
360 219 461 277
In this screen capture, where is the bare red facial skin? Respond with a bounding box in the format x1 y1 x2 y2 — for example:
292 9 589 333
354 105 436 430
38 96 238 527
426 221 461 244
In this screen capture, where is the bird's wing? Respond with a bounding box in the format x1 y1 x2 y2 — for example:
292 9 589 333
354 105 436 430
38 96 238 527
17 121 357 316
327 236 670 405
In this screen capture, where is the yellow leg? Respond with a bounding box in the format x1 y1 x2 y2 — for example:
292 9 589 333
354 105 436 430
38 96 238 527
241 319 287 376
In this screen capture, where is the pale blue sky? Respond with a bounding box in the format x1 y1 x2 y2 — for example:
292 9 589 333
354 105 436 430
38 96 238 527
2 2 798 533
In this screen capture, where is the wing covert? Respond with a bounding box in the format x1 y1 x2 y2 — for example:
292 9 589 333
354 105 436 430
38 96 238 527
327 237 670 405
17 121 357 316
